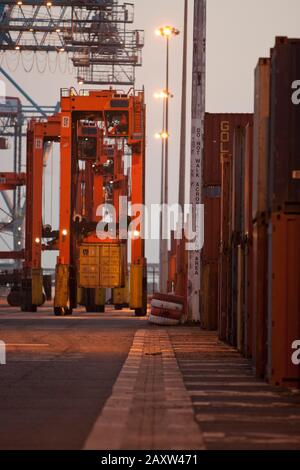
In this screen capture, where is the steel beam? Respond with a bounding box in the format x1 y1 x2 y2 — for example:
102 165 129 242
0 250 25 259
0 67 47 117
0 172 26 190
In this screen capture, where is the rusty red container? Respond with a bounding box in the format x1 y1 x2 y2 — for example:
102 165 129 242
232 126 246 236
217 114 253 340
252 57 271 374
252 219 268 378
203 113 222 185
229 126 246 347
269 37 300 213
202 194 221 262
201 261 218 330
267 212 300 388
243 124 254 358
0 137 8 149
253 58 270 220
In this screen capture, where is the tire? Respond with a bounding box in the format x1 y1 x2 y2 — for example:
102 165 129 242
114 304 123 311
54 307 72 316
151 298 183 312
150 306 181 321
152 293 185 305
85 305 105 313
135 308 147 317
148 313 179 326
7 290 22 307
21 304 37 313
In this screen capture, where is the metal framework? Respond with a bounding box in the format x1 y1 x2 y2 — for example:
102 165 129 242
0 1 144 86
53 87 146 315
0 96 24 256
10 87 147 315
0 95 57 263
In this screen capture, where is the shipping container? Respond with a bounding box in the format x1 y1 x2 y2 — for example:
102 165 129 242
252 219 268 377
201 261 218 330
219 251 231 340
203 114 222 186
202 193 220 327
225 122 254 349
201 113 252 339
236 245 244 352
230 126 246 347
78 243 126 289
243 124 254 358
267 213 300 388
253 58 270 220
202 195 221 262
232 124 254 355
230 242 238 346
174 234 188 297
269 37 300 213
217 114 252 340
232 126 246 235
202 113 222 264
0 137 8 150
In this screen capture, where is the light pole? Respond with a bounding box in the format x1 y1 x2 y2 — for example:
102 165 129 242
155 26 180 293
155 97 169 293
179 0 188 210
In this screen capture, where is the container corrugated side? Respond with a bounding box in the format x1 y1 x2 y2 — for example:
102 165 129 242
269 37 300 213
253 58 270 220
244 124 254 358
252 220 268 377
217 114 253 340
268 212 300 388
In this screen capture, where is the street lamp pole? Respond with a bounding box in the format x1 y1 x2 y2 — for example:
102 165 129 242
159 100 165 292
178 0 188 210
164 35 169 211
155 26 180 293
161 36 169 293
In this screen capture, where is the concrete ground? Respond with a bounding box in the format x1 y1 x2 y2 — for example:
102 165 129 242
0 302 147 450
0 301 300 450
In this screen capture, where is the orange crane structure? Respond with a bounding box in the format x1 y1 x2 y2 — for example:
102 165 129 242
19 88 147 317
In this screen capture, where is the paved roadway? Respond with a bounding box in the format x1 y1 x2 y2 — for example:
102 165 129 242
0 302 148 450
1 301 300 451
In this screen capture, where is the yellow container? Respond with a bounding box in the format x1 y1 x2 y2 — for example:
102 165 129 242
79 243 125 289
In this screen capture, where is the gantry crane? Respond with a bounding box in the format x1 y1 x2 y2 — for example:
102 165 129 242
0 0 141 264
0 1 144 86
19 87 147 316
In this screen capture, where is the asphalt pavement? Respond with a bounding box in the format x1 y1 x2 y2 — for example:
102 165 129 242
0 302 148 450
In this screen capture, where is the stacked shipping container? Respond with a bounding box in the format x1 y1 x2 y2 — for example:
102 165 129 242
267 37 300 387
252 58 270 378
200 37 300 388
201 114 252 333
201 113 221 330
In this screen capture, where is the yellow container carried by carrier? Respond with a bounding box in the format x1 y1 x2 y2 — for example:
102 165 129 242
78 243 126 289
